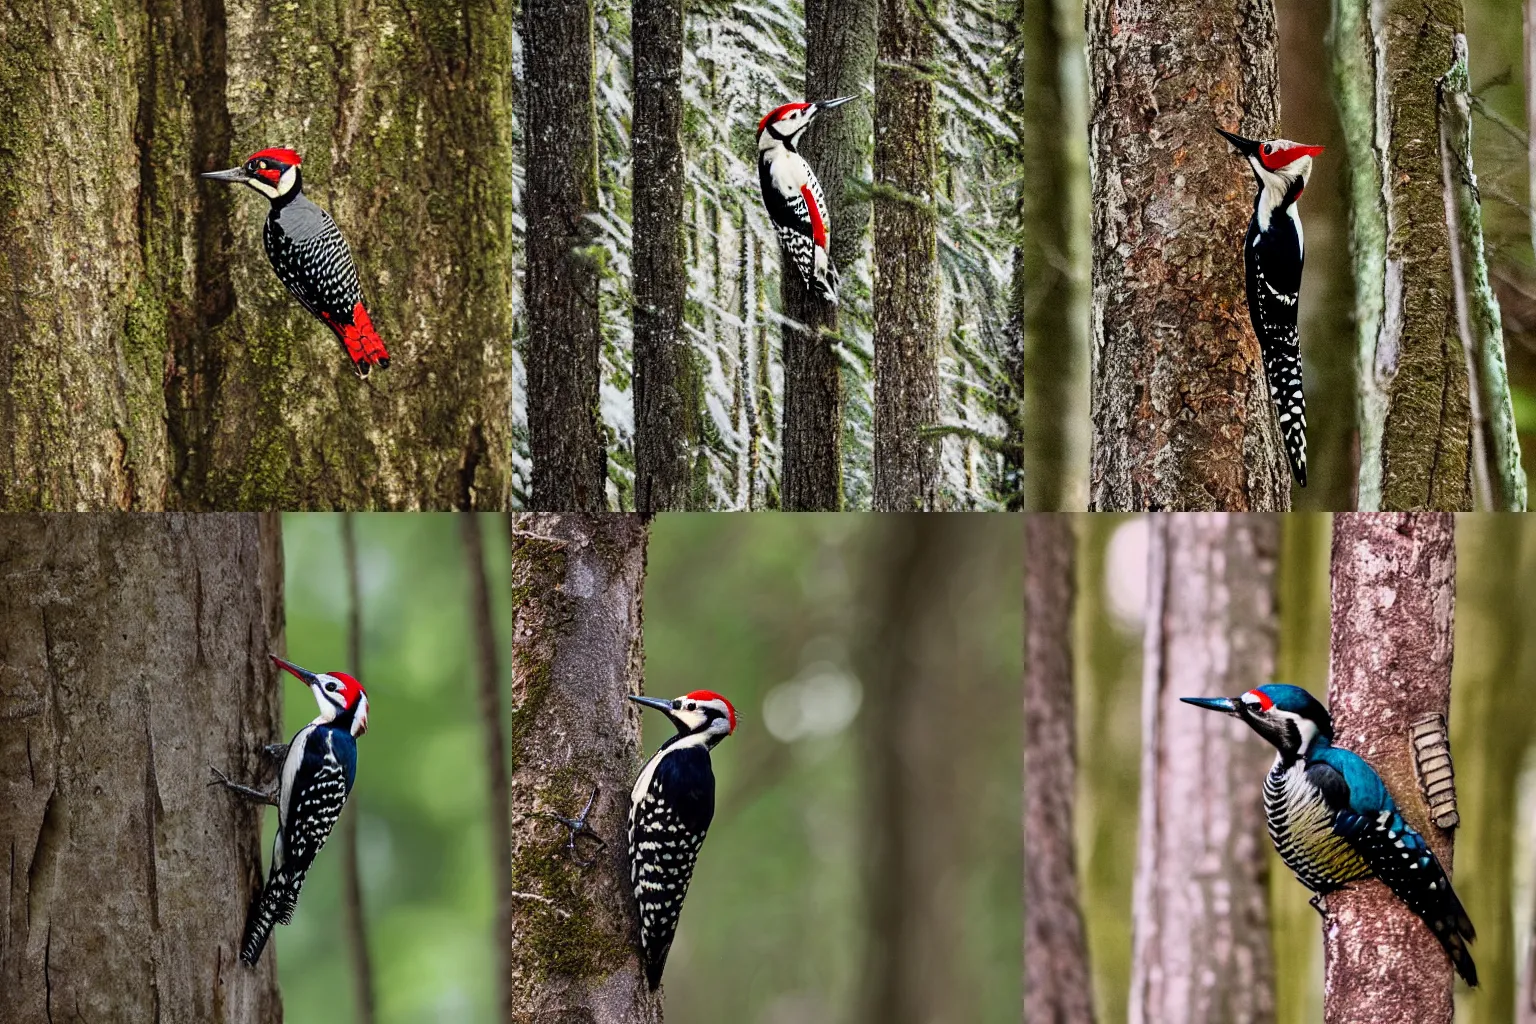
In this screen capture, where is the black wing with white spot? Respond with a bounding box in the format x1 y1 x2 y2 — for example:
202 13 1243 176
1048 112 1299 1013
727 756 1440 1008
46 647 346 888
263 197 366 324
1244 198 1308 486
629 743 715 990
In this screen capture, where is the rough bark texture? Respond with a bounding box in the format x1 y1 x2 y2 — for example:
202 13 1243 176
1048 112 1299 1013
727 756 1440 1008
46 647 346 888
632 0 694 516
1130 514 1279 1024
872 0 941 511
1085 0 1290 511
506 514 660 1021
525 0 608 512
0 514 284 1022
1007 0 1090 513
1332 0 1472 511
1023 515 1095 1024
0 0 514 511
780 0 876 511
1324 512 1457 1023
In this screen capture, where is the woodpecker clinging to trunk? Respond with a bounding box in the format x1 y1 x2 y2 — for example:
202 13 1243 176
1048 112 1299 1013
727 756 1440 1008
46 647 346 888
757 97 855 304
211 655 370 965
1217 127 1324 486
1182 685 1477 986
202 149 391 378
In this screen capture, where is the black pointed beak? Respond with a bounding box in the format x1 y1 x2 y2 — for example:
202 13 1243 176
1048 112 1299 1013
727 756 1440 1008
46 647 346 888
271 654 322 688
628 695 676 714
813 96 856 116
201 166 250 184
1215 127 1260 157
1180 696 1241 715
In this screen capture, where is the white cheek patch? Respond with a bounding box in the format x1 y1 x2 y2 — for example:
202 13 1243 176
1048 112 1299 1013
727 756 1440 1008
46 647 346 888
277 165 298 196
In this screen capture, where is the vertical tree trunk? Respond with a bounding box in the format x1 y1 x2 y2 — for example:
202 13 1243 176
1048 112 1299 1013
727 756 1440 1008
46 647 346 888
872 0 941 512
525 0 607 512
1024 515 1096 1023
1324 512 1457 1023
0 514 283 1021
1085 0 1289 511
1130 514 1279 1023
780 0 876 511
632 0 693 516
1008 0 1090 513
1332 0 1472 511
506 514 659 1020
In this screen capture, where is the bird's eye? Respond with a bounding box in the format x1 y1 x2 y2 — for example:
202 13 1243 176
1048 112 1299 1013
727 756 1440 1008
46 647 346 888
1263 144 1272 154
686 703 695 711
326 682 338 691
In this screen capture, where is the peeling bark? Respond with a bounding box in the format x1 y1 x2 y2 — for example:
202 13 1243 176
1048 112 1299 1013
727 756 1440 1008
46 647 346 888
0 513 283 1022
1130 514 1278 1023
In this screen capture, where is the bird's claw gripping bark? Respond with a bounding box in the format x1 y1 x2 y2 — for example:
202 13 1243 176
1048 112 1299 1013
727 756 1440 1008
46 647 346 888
208 766 279 806
261 743 290 762
1309 893 1329 918
546 785 606 867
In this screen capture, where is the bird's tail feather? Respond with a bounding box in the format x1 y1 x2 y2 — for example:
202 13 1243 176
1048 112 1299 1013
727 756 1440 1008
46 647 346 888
240 868 306 965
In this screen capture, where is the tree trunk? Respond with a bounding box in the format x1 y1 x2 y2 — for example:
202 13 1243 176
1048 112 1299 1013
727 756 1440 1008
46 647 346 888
872 0 941 511
506 514 659 1021
525 0 607 512
632 0 693 516
1130 514 1279 1024
780 0 876 511
1332 0 1472 511
1085 0 1290 511
1008 0 1090 513
0 514 284 1021
1024 515 1095 1023
0 0 515 511
1324 512 1457 1023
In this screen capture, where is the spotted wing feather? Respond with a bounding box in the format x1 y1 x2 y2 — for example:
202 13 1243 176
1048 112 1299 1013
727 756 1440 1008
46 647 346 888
1244 193 1307 485
628 744 715 990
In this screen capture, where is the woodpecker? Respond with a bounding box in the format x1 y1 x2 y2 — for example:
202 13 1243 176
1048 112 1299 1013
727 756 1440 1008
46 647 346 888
627 690 737 990
1217 127 1324 486
757 97 855 304
202 149 391 377
1182 684 1476 985
211 654 370 966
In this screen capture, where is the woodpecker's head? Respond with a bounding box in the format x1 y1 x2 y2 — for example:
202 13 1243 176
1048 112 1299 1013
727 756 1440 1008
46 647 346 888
757 96 856 152
1181 683 1331 761
1216 128 1323 195
630 691 737 746
272 654 369 738
202 148 304 201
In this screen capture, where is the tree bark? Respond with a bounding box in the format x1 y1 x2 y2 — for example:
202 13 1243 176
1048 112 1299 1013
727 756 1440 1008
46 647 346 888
525 0 608 512
506 514 660 1021
1008 0 1090 513
0 514 284 1022
872 0 941 511
1024 515 1095 1023
1130 514 1279 1024
632 0 694 516
780 0 876 511
1085 0 1290 511
1332 0 1472 511
1324 512 1457 1023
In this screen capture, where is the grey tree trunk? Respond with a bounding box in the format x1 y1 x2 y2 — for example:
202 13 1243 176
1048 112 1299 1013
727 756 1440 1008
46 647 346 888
780 0 876 511
1324 512 1457 1023
0 0 515 511
0 514 284 1022
632 0 694 516
525 0 608 512
1086 0 1290 511
506 514 660 1020
1008 0 1090 513
1024 515 1095 1023
1130 514 1279 1024
872 0 941 511
1332 0 1472 511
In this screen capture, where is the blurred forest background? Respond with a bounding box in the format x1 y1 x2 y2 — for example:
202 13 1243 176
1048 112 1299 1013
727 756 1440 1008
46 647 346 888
276 514 1020 1024
1071 514 1536 1023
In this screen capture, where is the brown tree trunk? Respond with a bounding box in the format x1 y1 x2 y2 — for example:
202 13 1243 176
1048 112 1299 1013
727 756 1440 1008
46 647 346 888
1086 0 1290 511
0 514 284 1021
1324 512 1457 1023
780 0 876 511
1024 515 1095 1024
506 514 659 1020
632 0 694 516
525 0 608 512
872 0 941 512
1130 514 1279 1023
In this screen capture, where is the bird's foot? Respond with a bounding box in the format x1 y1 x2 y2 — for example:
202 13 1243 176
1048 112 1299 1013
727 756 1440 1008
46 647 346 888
545 785 606 867
1309 893 1329 918
261 743 290 763
208 766 279 806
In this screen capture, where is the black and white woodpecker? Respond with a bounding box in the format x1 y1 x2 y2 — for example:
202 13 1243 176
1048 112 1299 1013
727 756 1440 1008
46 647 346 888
757 98 856 304
627 690 737 990
1217 127 1325 486
211 654 370 965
